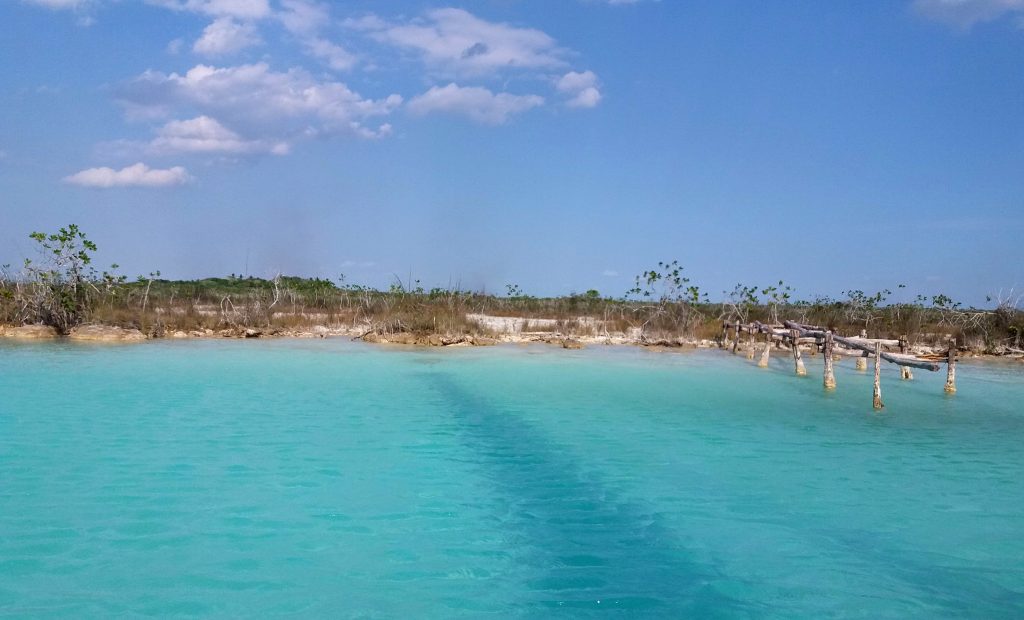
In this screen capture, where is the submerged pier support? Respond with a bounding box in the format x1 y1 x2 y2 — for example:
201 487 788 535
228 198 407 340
823 331 837 390
724 319 949 410
791 329 806 375
944 340 957 393
899 335 913 380
855 330 868 371
758 333 771 368
873 342 884 410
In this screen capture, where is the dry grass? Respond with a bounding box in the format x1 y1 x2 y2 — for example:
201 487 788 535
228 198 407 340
2 277 1022 352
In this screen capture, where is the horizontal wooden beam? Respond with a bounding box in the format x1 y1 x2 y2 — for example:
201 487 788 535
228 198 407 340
783 320 940 371
845 336 901 347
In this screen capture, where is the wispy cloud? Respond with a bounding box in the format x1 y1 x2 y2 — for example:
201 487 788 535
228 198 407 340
303 37 356 71
145 0 271 20
913 0 1024 28
278 0 357 71
277 0 326 35
63 162 191 188
408 83 544 125
23 0 89 8
349 8 566 78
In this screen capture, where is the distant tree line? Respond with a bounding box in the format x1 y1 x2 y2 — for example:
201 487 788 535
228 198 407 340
1 225 1021 351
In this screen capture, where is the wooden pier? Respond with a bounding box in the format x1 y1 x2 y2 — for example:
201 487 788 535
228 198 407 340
722 320 958 410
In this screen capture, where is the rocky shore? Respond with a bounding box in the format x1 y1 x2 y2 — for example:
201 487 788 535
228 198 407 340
3 318 1022 360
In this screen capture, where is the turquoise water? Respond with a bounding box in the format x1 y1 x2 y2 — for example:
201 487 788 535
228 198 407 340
1 340 1022 618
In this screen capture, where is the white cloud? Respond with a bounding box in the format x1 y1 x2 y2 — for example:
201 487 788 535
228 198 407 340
193 17 262 56
63 163 191 188
913 0 1024 28
350 8 565 77
116 63 401 139
407 83 543 125
556 70 602 108
556 70 597 93
567 87 601 108
150 115 288 155
146 0 270 20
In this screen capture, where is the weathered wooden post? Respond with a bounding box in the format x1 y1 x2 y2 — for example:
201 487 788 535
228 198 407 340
944 339 957 393
855 329 868 371
746 323 756 360
791 329 806 375
823 331 836 390
731 323 741 354
758 331 772 368
899 335 913 380
872 341 884 410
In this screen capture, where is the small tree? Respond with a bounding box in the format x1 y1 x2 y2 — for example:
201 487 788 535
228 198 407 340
23 225 100 334
761 280 794 325
723 283 759 324
626 260 705 337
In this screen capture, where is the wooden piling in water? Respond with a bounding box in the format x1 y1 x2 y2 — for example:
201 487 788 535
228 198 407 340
791 329 806 375
944 339 957 393
724 320 952 409
899 335 913 380
731 324 741 355
855 330 868 371
823 331 837 390
758 333 771 368
873 341 884 410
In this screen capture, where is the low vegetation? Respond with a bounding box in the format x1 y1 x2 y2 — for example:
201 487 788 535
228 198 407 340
2 225 1022 352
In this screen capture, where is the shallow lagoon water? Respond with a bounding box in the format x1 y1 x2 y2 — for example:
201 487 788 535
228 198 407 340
1 340 1022 617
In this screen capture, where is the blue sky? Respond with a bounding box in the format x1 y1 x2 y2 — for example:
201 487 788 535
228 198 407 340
1 0 1022 304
